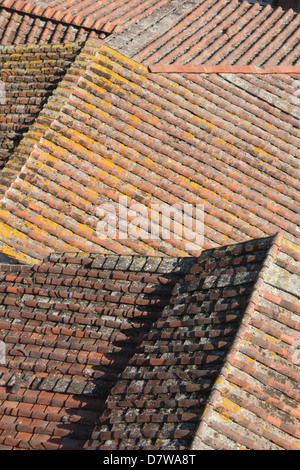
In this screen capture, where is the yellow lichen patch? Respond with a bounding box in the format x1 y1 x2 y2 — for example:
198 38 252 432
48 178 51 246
253 146 269 158
281 237 300 255
184 131 195 140
34 214 60 231
245 355 256 363
0 235 36 264
129 114 141 124
216 137 238 151
0 245 36 264
264 333 277 344
218 396 246 423
187 180 206 192
0 218 31 242
99 45 149 75
191 114 217 130
220 413 230 421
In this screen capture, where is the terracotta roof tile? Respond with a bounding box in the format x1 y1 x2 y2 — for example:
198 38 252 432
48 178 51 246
0 4 108 46
0 42 298 263
0 234 298 449
0 42 82 175
0 0 180 33
107 0 300 66
0 251 195 449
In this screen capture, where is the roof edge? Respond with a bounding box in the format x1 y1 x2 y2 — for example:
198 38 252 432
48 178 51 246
190 230 284 450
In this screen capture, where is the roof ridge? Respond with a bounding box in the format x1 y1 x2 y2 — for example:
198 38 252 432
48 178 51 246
190 230 284 449
149 64 300 73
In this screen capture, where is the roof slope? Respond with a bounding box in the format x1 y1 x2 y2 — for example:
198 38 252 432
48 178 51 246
107 0 300 66
191 234 300 450
0 42 82 176
0 42 298 264
0 40 99 200
98 235 277 450
0 3 109 46
0 234 298 450
0 0 179 33
0 252 191 449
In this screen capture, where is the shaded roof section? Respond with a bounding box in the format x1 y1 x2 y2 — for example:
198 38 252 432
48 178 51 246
277 0 300 11
101 233 300 451
107 0 300 66
0 42 82 168
0 0 176 33
0 42 298 264
191 234 300 450
0 252 192 449
0 3 109 46
98 235 276 450
0 234 299 450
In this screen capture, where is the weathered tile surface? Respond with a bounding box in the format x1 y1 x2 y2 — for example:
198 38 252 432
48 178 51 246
191 235 300 450
0 3 108 46
0 41 298 263
0 234 298 450
0 0 179 33
108 0 300 66
0 252 190 449
0 42 82 188
98 235 276 450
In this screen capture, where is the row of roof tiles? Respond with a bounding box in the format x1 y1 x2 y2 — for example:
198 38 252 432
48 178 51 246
0 0 299 51
0 0 298 452
0 42 82 167
0 234 298 449
0 0 175 32
107 0 300 66
0 4 108 46
0 41 299 264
